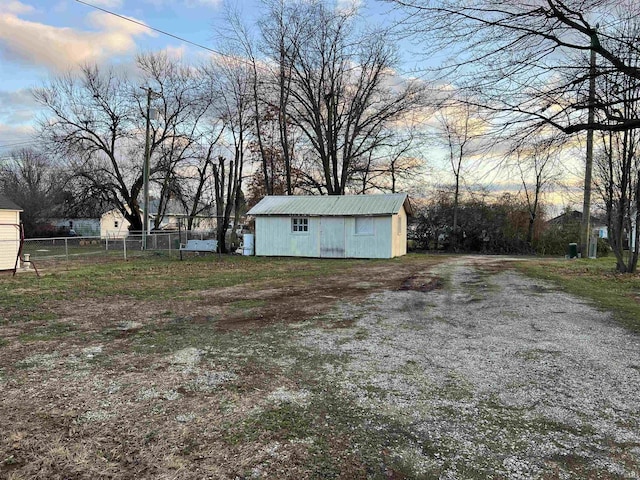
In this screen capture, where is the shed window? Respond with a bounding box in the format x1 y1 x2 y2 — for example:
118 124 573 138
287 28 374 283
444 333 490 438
355 217 374 235
291 217 308 233
114 220 119 228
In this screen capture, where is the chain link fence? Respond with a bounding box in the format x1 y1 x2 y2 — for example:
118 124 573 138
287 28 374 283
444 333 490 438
16 231 217 266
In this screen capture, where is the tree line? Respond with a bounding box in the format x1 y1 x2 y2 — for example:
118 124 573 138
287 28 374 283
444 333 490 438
4 0 640 270
1 0 426 250
387 0 640 272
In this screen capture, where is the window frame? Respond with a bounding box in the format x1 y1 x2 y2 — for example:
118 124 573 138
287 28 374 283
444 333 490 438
291 217 309 234
355 216 374 236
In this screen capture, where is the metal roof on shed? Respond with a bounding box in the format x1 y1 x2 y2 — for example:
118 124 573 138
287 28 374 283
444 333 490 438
0 194 22 211
247 194 411 217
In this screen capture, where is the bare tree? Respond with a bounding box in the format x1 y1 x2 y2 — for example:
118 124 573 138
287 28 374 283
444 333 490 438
592 17 640 272
259 0 308 195
385 0 640 134
135 53 219 229
275 0 423 195
350 127 425 194
34 65 146 231
435 101 488 250
202 57 251 252
510 135 565 245
0 148 66 236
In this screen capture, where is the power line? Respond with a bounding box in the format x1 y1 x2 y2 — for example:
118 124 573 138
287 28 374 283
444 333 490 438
74 0 226 57
0 140 38 150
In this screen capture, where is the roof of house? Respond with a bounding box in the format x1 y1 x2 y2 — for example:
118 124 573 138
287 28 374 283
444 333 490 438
547 210 605 226
102 198 208 218
247 193 412 217
0 194 22 211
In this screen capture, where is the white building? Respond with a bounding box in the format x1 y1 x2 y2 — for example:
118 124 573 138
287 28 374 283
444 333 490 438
0 195 22 270
247 194 412 259
100 208 131 239
100 200 216 238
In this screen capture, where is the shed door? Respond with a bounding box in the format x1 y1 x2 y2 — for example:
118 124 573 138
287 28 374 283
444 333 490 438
320 217 345 258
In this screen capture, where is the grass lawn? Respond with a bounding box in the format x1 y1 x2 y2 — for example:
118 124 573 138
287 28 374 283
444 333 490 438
1 253 639 479
0 254 448 479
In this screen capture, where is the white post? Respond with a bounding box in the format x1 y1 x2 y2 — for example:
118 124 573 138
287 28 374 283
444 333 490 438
123 237 127 261
65 238 69 260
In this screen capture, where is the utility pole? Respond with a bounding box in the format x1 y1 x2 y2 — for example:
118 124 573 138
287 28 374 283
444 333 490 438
142 86 155 250
581 28 598 258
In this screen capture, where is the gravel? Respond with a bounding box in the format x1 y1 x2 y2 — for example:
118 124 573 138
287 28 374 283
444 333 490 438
299 257 640 478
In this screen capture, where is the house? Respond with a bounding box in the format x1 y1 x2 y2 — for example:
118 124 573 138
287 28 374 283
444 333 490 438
246 193 412 259
547 210 608 239
0 194 22 270
100 208 131 239
100 199 216 238
52 218 101 237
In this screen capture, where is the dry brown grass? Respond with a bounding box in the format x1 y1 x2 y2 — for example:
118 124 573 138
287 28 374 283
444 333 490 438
0 254 447 479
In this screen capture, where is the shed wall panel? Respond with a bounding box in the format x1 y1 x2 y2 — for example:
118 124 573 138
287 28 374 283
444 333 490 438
344 216 392 258
0 210 20 270
391 208 408 258
255 217 320 257
320 217 346 257
255 215 398 258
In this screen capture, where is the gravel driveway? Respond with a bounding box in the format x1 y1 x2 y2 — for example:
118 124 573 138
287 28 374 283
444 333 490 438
299 256 640 478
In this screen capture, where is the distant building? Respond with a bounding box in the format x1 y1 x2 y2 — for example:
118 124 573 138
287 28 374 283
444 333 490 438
51 218 100 237
247 194 412 259
0 194 22 270
547 210 608 239
100 199 215 238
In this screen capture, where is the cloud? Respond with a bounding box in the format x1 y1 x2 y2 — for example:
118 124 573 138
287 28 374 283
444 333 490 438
0 90 40 143
144 0 221 8
89 0 123 6
0 123 36 147
336 0 363 14
0 88 37 108
1 0 35 15
0 7 151 70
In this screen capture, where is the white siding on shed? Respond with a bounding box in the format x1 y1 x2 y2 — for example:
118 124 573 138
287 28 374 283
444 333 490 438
255 217 320 257
255 214 396 258
250 194 411 259
0 210 21 270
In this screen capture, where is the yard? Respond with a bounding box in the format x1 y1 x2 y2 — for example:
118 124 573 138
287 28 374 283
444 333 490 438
1 254 640 479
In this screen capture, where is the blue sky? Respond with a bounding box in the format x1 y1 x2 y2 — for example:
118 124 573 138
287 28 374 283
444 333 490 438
0 0 580 210
0 0 398 149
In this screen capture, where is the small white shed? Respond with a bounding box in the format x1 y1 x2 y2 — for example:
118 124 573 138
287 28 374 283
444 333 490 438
0 194 22 270
247 194 412 259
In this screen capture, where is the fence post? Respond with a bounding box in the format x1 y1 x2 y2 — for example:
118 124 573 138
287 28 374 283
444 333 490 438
168 233 172 254
65 238 69 260
123 237 127 261
106 237 109 251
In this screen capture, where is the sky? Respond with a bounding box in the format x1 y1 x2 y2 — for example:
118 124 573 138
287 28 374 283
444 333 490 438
0 0 393 151
0 0 584 212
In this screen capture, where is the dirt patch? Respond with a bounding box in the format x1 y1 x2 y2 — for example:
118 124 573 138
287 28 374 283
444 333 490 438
204 263 441 331
399 274 442 292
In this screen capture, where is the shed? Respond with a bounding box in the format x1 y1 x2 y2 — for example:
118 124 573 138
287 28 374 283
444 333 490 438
0 194 23 270
247 194 412 258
